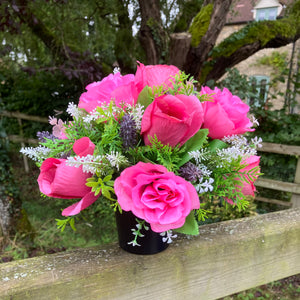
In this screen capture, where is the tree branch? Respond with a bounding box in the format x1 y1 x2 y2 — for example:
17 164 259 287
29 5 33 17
138 0 167 64
183 0 233 77
204 18 300 83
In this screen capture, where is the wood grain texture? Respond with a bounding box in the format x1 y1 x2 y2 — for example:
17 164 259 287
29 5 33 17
1 208 299 300
255 178 300 194
259 143 300 156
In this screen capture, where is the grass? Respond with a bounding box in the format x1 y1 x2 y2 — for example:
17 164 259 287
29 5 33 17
1 150 299 299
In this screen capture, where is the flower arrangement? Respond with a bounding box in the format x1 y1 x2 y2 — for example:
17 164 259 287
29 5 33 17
21 63 262 247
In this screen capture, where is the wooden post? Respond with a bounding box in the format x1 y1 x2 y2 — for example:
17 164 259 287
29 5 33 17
17 117 29 173
1 208 299 300
291 158 300 207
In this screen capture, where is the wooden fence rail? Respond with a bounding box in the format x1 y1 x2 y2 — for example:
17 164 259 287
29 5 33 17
1 111 300 207
256 142 300 208
1 208 299 300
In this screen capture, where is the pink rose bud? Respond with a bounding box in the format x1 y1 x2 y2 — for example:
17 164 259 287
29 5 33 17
141 94 204 147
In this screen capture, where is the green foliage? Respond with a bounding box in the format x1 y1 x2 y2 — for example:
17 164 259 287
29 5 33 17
140 136 186 172
173 0 204 32
211 68 257 101
178 128 208 166
188 4 213 47
86 174 115 200
198 198 257 225
0 69 81 138
0 108 19 199
257 51 289 72
56 216 77 232
175 211 199 235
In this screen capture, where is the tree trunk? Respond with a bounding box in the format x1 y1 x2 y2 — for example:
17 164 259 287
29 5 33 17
183 0 233 78
168 32 192 69
138 0 167 64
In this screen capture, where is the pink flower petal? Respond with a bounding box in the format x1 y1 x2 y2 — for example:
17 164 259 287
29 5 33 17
62 192 99 216
73 137 95 156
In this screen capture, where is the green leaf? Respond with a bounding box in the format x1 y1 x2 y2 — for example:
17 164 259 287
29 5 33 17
137 86 153 109
69 218 77 232
175 211 199 235
178 129 209 166
208 139 228 152
103 175 112 182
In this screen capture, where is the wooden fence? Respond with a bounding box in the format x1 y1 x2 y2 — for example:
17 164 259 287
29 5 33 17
0 208 299 299
255 143 300 208
1 111 300 207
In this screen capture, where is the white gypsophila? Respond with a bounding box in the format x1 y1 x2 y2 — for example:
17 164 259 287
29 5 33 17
160 231 178 244
66 154 106 174
128 103 144 131
20 146 51 161
105 151 128 171
216 146 244 164
82 108 100 124
66 102 81 119
222 135 248 148
189 149 210 164
195 177 214 194
251 116 259 127
221 135 259 159
251 136 263 149
113 67 121 74
197 164 212 177
127 240 140 247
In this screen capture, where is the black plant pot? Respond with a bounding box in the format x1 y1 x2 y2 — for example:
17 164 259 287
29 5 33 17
115 210 169 255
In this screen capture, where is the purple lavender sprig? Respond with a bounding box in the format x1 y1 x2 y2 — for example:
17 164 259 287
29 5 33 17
179 162 202 182
120 114 138 150
36 131 56 142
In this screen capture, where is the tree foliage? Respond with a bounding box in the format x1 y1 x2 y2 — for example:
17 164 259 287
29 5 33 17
1 0 299 84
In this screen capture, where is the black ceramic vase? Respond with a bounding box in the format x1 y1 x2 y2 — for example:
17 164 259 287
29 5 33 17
115 210 169 255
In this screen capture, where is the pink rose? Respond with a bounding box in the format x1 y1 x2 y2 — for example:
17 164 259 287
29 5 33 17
114 162 200 232
141 94 204 147
79 72 137 113
37 137 98 216
226 155 260 204
200 86 254 139
135 62 180 94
